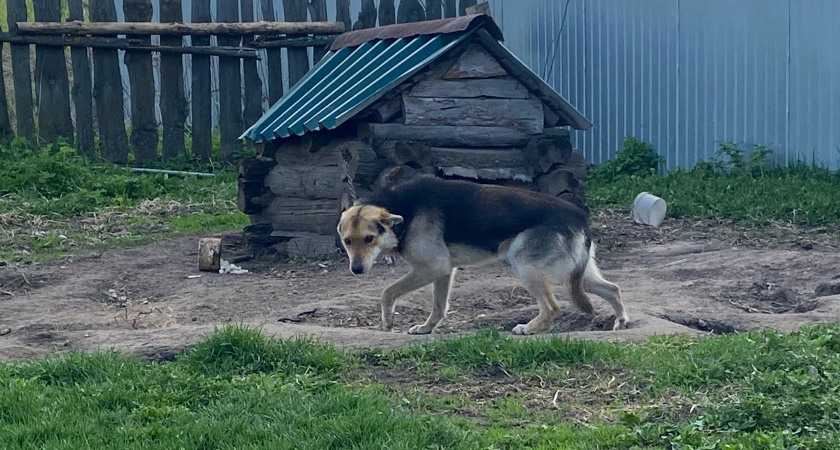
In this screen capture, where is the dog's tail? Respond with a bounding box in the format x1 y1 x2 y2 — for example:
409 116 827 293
568 233 595 316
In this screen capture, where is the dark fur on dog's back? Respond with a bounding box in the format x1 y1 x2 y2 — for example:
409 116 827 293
360 176 591 252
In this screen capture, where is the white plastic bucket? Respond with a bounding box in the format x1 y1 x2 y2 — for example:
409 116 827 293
632 192 667 227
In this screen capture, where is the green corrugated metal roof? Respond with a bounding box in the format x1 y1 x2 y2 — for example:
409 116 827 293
239 30 474 143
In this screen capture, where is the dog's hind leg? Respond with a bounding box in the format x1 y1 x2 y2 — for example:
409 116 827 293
510 271 562 335
408 268 457 335
583 246 629 330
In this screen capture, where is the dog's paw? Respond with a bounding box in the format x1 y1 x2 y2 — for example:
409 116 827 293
408 324 433 335
379 322 394 332
511 324 530 335
612 315 629 331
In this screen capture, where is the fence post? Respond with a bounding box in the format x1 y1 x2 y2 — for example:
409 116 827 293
335 0 351 33
261 0 284 105
6 0 36 141
444 0 456 18
354 0 376 29
379 0 395 26
241 0 264 127
217 0 244 161
458 0 477 16
307 0 328 63
397 0 424 23
123 0 159 165
426 0 442 20
160 0 188 162
283 0 309 88
190 0 212 163
90 0 129 163
33 0 74 145
67 0 95 156
0 48 10 140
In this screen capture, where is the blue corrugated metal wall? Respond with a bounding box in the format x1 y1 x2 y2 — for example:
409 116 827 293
487 0 840 170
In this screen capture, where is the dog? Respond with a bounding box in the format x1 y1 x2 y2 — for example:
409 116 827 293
337 176 629 335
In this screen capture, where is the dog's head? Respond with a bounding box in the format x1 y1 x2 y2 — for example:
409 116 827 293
337 205 403 275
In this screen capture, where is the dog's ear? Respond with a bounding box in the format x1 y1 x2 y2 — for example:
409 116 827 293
381 214 403 228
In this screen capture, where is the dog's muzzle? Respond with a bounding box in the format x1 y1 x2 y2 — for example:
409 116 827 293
350 260 365 275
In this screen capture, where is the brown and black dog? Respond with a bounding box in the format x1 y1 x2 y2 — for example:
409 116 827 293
337 176 629 335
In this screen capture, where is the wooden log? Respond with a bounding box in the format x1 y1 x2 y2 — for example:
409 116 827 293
535 168 580 198
409 79 528 99
249 36 336 50
0 32 261 57
465 2 490 15
160 0 187 162
272 231 337 256
523 132 573 174
375 140 431 167
90 0 129 163
217 0 244 161
34 0 73 143
377 165 419 188
191 0 212 163
379 0 396 26
238 158 276 214
0 50 9 139
543 103 560 128
244 223 284 247
260 0 284 106
396 0 424 24
123 0 159 165
566 148 589 180
15 20 346 36
426 0 443 20
458 0 478 16
241 0 265 129
335 0 352 33
6 0 35 140
403 96 544 135
198 238 222 272
68 0 94 156
443 44 507 79
354 0 376 30
362 93 402 123
256 197 339 235
307 0 328 62
359 123 528 148
444 0 457 18
266 164 342 199
283 0 310 88
239 157 277 181
338 140 383 185
429 147 527 170
437 166 532 183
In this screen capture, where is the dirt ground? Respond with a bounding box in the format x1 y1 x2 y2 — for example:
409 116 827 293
2 210 840 363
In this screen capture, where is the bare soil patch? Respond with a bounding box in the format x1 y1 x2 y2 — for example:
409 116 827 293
2 211 840 362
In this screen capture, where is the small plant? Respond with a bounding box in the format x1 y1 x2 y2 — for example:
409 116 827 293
588 136 665 182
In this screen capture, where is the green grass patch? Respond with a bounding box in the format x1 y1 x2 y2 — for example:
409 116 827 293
586 138 840 227
5 324 840 449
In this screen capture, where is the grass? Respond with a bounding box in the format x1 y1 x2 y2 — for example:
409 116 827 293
4 323 840 449
0 137 247 262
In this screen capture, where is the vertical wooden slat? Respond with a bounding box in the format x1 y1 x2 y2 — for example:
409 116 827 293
33 0 74 145
335 0 351 33
283 0 309 87
241 0 263 127
159 0 187 162
7 0 35 140
0 45 11 140
458 0 477 16
68 0 94 156
426 0 442 20
90 0 129 163
444 0 456 18
396 0 423 23
306 0 327 63
123 0 158 165
379 0 395 26
354 0 376 30
217 0 244 160
190 0 211 163
260 0 283 105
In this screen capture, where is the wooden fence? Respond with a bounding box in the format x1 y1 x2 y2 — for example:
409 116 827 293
0 0 480 166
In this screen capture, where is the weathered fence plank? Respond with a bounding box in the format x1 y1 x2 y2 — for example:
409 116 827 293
6 0 35 140
190 0 211 163
218 0 244 160
335 0 351 33
354 0 376 30
90 0 129 163
123 0 158 165
0 54 10 139
459 0 477 16
426 0 443 20
444 0 456 18
283 0 309 87
160 0 187 162
241 0 264 127
397 0 424 23
307 0 328 62
379 0 395 26
68 0 94 156
33 0 74 145
260 0 284 105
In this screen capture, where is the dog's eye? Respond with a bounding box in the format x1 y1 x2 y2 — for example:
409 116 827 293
344 238 351 245
364 235 374 244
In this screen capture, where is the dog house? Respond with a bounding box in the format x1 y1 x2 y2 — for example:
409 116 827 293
237 14 592 256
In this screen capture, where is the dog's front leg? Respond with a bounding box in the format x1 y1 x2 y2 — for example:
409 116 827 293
380 269 441 331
